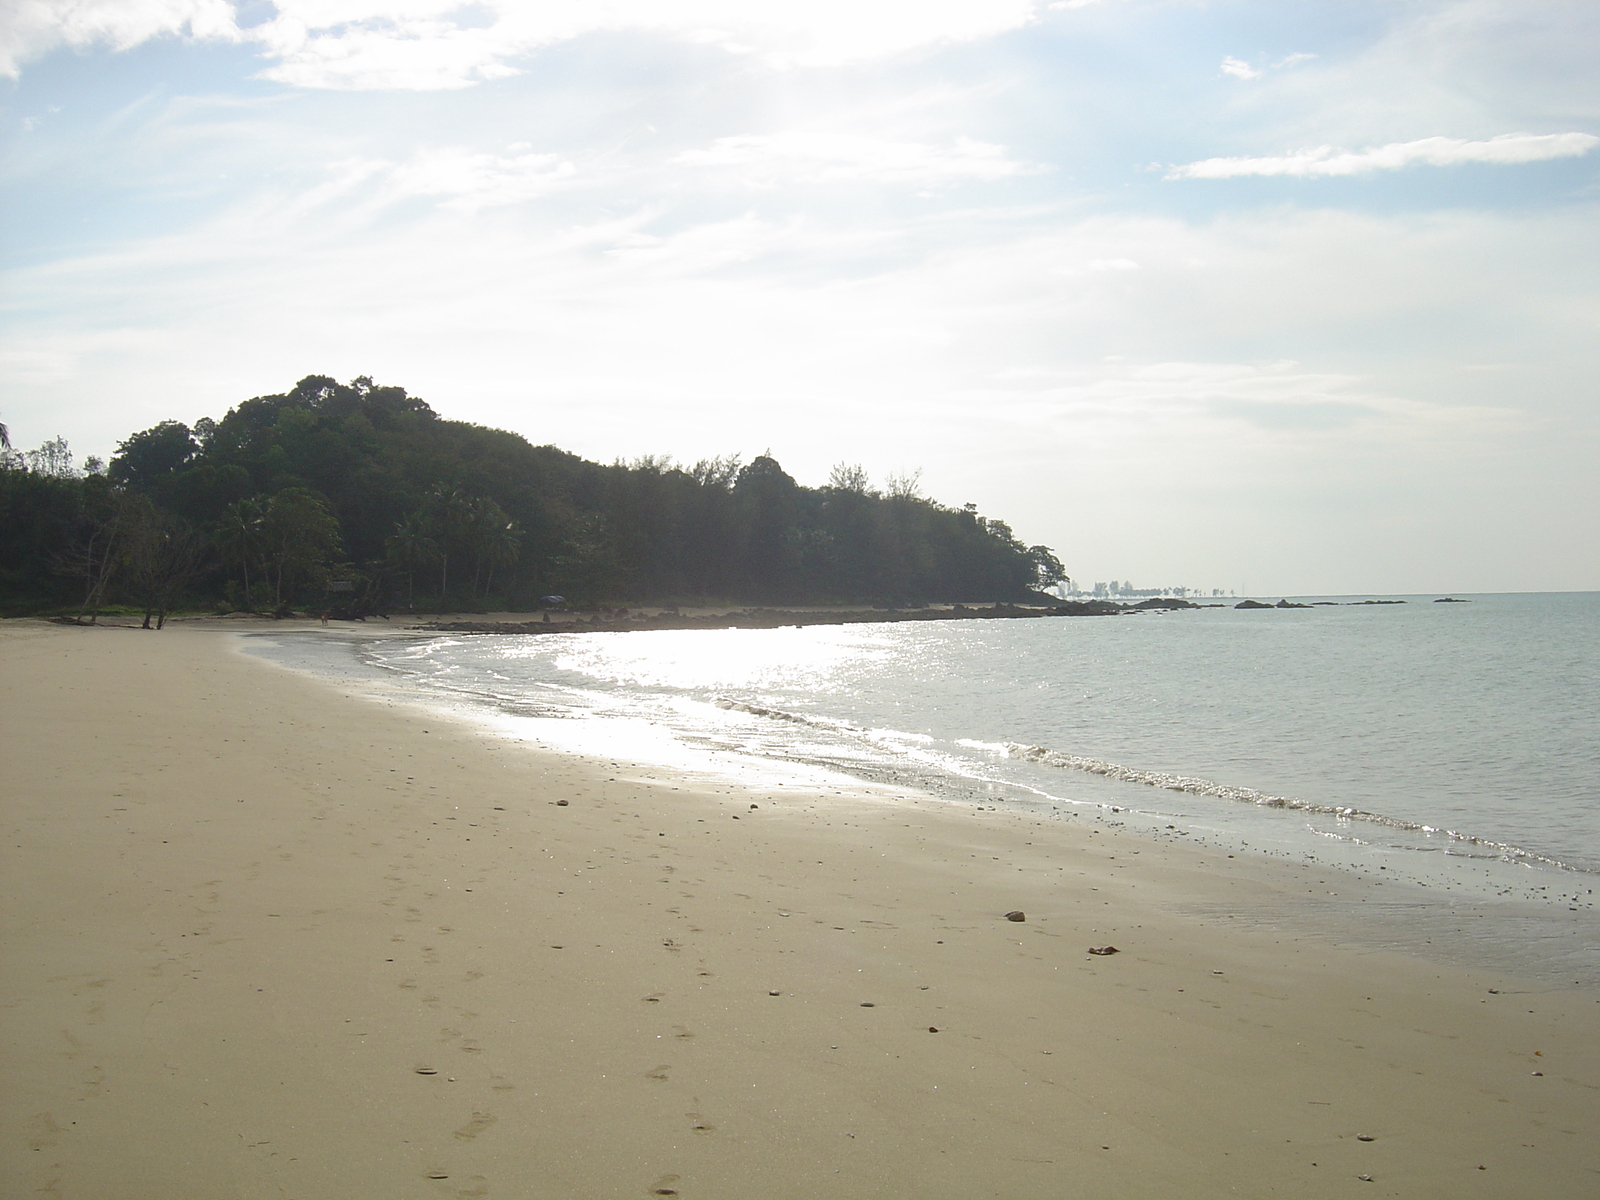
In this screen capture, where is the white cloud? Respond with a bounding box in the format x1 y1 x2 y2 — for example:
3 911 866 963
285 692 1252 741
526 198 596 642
0 1 1049 88
1220 56 1260 81
0 0 239 77
380 147 579 209
252 10 524 91
1167 131 1600 179
674 131 1039 186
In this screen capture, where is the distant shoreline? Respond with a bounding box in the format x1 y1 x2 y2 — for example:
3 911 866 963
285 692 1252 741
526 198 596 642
416 594 1431 635
420 598 1160 635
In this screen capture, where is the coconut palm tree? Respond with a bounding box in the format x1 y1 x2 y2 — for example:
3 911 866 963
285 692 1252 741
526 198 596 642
216 498 264 611
385 516 439 610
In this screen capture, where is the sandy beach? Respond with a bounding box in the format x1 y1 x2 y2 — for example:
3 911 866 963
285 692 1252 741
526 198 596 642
3 619 1597 1199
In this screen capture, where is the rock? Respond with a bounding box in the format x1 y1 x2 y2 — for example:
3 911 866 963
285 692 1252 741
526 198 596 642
556 799 569 806
1088 945 1120 955
1004 910 1026 922
1234 599 1273 609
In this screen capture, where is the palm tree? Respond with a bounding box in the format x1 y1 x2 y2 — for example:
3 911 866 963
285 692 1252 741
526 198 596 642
419 485 470 612
474 507 521 600
385 517 439 610
216 498 264 611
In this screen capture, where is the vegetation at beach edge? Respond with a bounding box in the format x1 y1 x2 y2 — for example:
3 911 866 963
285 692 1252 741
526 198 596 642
0 375 1065 624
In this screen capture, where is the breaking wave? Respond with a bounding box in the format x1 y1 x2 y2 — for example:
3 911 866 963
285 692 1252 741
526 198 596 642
997 740 1572 868
714 696 1575 871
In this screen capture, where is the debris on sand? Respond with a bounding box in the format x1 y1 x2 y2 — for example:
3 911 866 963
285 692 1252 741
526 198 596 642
1088 945 1120 955
1004 910 1026 922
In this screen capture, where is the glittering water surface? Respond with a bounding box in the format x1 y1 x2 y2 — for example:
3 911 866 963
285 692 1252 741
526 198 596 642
246 593 1599 923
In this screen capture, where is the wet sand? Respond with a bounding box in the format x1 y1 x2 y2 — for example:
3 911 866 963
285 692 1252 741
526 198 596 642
3 619 1597 1198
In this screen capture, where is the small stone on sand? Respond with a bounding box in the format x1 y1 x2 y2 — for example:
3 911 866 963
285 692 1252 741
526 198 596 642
1004 910 1026 922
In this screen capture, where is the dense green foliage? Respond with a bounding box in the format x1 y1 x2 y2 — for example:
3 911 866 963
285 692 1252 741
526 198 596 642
1 376 1063 616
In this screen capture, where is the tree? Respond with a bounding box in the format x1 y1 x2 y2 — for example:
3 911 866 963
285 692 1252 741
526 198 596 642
260 487 342 612
465 496 519 600
25 437 78 478
3 374 1067 612
826 462 871 493
215 498 265 611
418 485 472 610
121 495 208 629
1027 545 1067 591
109 421 196 488
385 516 439 609
47 482 124 623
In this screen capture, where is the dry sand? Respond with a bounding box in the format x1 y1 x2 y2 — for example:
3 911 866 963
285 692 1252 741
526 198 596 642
3 619 1597 1199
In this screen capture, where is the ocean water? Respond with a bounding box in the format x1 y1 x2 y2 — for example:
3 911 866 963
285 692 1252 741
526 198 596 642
244 592 1599 974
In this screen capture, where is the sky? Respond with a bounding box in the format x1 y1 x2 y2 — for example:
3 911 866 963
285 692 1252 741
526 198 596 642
1 0 1596 595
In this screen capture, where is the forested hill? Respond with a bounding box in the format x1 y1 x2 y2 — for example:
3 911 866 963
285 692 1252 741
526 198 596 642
1 375 1064 619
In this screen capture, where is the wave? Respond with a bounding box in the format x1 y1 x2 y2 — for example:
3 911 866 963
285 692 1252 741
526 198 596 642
714 695 1579 873
713 697 928 744
997 741 1578 870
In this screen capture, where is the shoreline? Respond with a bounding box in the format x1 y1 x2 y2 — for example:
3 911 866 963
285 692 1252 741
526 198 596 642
239 620 1600 983
4 620 1598 1197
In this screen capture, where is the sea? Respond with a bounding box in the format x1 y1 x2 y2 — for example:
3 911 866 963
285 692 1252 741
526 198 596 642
243 591 1599 982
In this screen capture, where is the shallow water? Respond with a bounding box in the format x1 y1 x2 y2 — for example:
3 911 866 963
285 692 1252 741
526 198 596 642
243 591 1600 978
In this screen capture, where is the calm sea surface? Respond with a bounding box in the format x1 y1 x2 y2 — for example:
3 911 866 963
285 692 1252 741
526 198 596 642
246 592 1599 970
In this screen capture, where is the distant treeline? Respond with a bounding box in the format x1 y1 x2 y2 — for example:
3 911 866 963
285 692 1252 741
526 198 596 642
0 375 1064 622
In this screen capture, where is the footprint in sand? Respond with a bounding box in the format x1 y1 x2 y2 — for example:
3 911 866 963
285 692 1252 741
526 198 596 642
686 1112 716 1134
647 1174 681 1196
672 1026 694 1041
25 1112 65 1151
77 1065 105 1100
644 1065 671 1082
452 1112 498 1141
